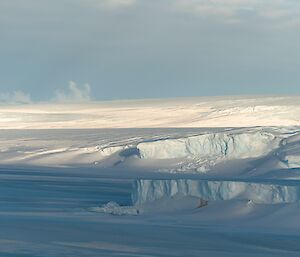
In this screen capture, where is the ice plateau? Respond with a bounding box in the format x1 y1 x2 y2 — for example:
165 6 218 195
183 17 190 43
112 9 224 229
0 96 299 177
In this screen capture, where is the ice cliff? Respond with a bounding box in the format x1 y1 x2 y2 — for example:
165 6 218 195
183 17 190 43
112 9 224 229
132 179 300 205
137 131 277 160
136 131 279 172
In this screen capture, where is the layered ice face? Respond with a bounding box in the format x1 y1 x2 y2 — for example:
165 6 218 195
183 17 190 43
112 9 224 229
136 131 280 172
137 132 277 160
132 179 300 205
0 126 299 176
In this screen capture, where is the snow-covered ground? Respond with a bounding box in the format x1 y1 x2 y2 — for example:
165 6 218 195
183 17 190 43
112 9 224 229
0 96 300 256
0 127 299 179
0 95 299 129
1 167 300 257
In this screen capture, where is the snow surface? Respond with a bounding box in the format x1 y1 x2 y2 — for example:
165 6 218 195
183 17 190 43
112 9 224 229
89 201 139 216
0 126 299 176
0 95 299 129
1 96 300 256
1 166 300 257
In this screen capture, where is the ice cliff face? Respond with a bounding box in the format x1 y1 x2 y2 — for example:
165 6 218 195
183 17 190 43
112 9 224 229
277 134 300 169
132 179 300 205
1 127 299 175
138 131 277 159
136 131 279 172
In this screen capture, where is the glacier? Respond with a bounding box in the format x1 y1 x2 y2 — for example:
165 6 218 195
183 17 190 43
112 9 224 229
0 96 299 175
136 130 280 172
132 179 300 205
0 96 300 257
138 131 278 159
0 126 299 175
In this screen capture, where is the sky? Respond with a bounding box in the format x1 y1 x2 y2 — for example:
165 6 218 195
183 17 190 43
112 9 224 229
0 0 300 102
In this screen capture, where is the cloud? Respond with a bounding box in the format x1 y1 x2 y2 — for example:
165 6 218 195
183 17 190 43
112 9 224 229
54 81 92 103
89 0 136 9
174 0 300 25
0 90 32 104
0 81 92 104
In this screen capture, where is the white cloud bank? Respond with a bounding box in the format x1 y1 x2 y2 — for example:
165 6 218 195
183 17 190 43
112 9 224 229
90 0 136 9
86 0 300 23
0 91 32 104
54 81 92 103
173 0 300 25
0 81 92 104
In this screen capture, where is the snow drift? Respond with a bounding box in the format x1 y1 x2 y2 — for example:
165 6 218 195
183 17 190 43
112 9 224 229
89 202 139 216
